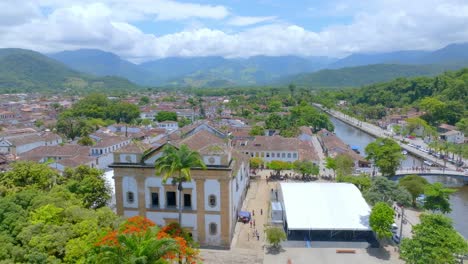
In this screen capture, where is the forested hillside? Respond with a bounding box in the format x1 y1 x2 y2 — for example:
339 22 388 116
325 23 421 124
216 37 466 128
0 49 140 94
319 68 468 127
281 64 452 88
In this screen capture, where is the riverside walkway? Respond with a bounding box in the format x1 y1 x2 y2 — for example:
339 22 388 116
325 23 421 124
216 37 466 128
313 103 464 171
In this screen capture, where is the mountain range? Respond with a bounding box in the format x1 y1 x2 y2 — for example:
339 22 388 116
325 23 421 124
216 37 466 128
0 42 467 92
49 43 468 88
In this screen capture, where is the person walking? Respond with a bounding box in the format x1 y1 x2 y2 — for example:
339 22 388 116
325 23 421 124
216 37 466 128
260 209 263 215
250 221 252 228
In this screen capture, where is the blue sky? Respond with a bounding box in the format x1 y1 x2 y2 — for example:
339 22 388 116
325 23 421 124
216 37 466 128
1 0 468 62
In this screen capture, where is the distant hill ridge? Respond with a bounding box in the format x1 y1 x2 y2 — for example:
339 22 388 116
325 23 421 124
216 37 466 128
48 43 468 87
0 48 139 94
0 42 467 92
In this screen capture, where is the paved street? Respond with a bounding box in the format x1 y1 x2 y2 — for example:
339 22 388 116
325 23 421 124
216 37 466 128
311 135 335 177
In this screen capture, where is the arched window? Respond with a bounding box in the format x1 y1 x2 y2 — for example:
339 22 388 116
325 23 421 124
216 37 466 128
208 195 216 207
209 223 217 235
126 192 135 203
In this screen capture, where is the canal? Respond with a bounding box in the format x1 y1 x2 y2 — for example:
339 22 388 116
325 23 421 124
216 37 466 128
330 116 468 238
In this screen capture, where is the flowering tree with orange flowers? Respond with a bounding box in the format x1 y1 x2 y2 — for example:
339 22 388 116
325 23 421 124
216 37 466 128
90 216 200 263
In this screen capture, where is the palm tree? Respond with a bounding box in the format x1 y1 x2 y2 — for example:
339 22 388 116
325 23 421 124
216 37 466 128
155 144 206 225
96 226 179 264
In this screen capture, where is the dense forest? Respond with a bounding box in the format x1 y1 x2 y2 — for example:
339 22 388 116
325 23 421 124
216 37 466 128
280 64 451 88
317 68 468 128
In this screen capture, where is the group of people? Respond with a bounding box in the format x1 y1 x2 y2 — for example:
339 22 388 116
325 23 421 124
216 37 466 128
247 209 263 241
408 166 432 172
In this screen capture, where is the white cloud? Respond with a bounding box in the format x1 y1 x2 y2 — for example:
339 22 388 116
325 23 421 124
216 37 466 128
0 0 468 61
36 0 229 21
227 16 276 26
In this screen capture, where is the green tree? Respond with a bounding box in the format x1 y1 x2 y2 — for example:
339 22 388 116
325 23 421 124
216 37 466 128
77 135 95 146
249 125 265 136
369 202 394 240
337 174 371 192
64 166 111 209
405 117 431 136
265 113 283 129
155 111 178 122
249 157 263 171
139 96 150 105
456 117 468 134
177 117 192 128
155 144 206 224
364 176 412 206
267 160 291 176
423 183 456 213
0 161 62 194
365 138 404 176
265 227 287 249
267 100 282 112
398 175 429 206
325 157 337 177
400 214 468 264
335 154 354 177
293 160 319 179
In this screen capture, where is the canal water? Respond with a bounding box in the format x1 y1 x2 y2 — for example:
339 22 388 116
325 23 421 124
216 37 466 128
330 116 468 238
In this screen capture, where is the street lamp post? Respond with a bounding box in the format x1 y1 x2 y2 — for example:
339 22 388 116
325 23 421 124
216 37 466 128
399 206 404 240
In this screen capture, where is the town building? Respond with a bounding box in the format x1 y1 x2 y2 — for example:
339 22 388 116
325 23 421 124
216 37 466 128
234 135 319 164
317 129 369 167
438 124 465 144
156 121 179 131
0 132 62 156
110 127 250 248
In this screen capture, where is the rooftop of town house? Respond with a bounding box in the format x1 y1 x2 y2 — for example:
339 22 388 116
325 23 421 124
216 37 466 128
1 132 61 146
173 129 226 151
234 136 303 152
439 123 458 131
19 144 90 162
115 141 153 154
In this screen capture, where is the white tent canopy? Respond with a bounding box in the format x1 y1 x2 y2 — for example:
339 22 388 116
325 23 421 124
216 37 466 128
280 182 371 231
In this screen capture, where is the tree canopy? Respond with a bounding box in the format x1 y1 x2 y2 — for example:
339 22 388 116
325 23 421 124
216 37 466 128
267 160 292 176
57 94 140 139
293 160 319 179
365 138 404 176
398 175 429 207
369 202 394 239
265 227 287 249
364 176 412 207
423 182 456 214
155 111 178 122
400 214 468 264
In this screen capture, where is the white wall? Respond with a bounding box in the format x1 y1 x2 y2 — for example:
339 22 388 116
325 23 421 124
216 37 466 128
204 214 221 246
146 211 197 230
98 152 114 170
249 151 298 163
204 179 220 212
144 177 197 210
124 210 139 217
122 176 138 208
119 153 137 163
